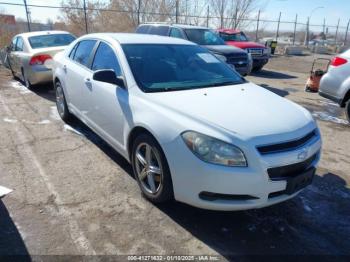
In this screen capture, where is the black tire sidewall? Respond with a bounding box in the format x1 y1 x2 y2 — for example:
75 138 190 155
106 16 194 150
55 81 71 122
131 134 174 203
346 100 350 123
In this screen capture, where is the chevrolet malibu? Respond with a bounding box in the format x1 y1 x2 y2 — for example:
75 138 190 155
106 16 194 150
53 33 322 211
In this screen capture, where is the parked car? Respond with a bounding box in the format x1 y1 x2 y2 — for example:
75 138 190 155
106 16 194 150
136 23 252 76
5 30 75 88
53 33 321 211
217 29 270 71
319 49 350 122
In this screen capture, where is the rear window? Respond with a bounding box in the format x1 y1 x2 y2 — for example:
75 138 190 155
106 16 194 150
136 25 150 34
28 34 76 49
148 26 170 36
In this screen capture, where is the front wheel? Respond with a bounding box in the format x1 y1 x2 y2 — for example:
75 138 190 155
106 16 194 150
131 134 174 203
346 100 350 124
252 65 264 72
55 81 72 123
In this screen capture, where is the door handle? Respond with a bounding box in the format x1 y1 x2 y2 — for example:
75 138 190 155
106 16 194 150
84 78 92 90
63 65 67 73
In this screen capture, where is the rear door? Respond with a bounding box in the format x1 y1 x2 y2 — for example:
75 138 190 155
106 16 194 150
63 39 97 116
86 41 128 150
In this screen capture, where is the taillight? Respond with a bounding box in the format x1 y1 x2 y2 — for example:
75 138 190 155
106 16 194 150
331 57 347 67
29 54 52 65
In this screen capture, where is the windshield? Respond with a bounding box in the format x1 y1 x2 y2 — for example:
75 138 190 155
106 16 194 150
219 32 249 42
184 29 225 45
122 44 244 92
28 34 76 49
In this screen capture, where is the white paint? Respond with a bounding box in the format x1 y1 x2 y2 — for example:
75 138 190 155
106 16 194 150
50 106 61 121
10 81 32 94
312 111 349 125
64 124 83 136
0 93 96 255
3 117 18 123
0 185 13 198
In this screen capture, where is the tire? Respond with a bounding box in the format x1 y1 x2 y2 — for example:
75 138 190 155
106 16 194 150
55 80 72 123
131 134 174 203
346 100 350 124
21 68 33 89
252 65 264 72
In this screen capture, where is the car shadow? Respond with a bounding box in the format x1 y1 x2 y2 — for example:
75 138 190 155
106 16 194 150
0 200 30 261
251 70 297 79
62 119 350 259
259 84 289 97
29 83 56 103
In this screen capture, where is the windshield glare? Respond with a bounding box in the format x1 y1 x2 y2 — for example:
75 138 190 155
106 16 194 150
122 44 244 92
184 29 225 46
28 34 76 49
220 32 249 42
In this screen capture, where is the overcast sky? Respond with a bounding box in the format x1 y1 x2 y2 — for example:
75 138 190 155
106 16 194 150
0 0 348 32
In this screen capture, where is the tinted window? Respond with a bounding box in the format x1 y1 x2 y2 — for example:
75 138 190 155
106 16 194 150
136 25 150 34
122 44 243 92
11 37 17 51
184 29 225 45
149 26 169 36
73 40 96 67
92 42 121 76
16 37 24 51
219 32 249 42
28 34 76 49
69 43 78 59
170 28 184 39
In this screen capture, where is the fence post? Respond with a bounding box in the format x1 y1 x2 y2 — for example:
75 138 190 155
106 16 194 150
175 0 179 24
137 0 141 25
335 18 340 45
255 10 260 42
206 5 210 28
305 17 309 47
292 14 297 45
220 0 224 28
323 18 326 34
345 19 350 46
275 12 281 41
23 0 31 32
83 0 88 34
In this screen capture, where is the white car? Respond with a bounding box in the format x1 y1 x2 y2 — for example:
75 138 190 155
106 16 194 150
53 33 322 211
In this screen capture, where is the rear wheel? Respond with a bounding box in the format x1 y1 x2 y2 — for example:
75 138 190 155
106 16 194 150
345 100 350 123
55 81 72 123
131 134 174 203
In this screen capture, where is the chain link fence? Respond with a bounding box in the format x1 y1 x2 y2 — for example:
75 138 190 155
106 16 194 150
0 0 349 51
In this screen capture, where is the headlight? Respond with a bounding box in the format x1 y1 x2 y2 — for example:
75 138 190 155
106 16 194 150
214 53 227 62
181 131 247 167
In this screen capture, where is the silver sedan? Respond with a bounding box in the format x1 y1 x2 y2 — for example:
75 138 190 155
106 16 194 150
5 30 75 88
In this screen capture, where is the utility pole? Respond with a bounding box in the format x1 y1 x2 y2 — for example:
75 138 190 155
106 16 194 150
304 17 309 47
292 14 297 45
175 0 179 24
137 0 141 25
23 0 31 32
255 10 260 42
220 0 224 29
275 12 281 41
83 0 88 34
206 5 210 28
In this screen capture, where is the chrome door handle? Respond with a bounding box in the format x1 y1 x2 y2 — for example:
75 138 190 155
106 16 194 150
84 78 92 90
63 65 67 73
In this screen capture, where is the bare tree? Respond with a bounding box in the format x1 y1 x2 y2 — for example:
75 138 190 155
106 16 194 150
210 0 260 29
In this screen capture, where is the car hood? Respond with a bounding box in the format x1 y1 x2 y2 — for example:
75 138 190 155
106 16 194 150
147 82 313 139
203 45 246 55
226 41 266 49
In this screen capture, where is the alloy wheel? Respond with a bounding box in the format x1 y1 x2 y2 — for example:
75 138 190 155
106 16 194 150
56 83 65 117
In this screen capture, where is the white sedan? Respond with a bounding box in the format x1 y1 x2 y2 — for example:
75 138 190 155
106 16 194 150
53 33 321 211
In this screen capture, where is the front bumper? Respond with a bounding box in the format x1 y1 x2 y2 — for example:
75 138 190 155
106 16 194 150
163 128 321 211
252 56 269 68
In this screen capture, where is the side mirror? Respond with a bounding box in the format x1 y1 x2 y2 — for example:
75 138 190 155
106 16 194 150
92 69 125 87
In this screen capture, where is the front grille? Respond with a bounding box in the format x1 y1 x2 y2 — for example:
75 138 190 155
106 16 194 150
199 192 259 201
257 130 317 155
226 53 248 67
267 153 317 181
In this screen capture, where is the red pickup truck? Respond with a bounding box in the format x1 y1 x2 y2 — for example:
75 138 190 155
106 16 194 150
217 29 270 71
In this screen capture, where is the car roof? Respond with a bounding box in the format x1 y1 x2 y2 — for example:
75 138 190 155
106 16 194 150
80 33 196 45
218 29 241 34
139 23 209 30
15 30 72 38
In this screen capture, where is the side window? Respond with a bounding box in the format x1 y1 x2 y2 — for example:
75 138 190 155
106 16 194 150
16 37 24 51
69 43 79 59
72 40 96 67
11 37 17 51
91 42 121 76
170 28 184 39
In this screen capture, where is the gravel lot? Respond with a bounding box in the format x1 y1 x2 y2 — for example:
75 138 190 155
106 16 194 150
0 54 349 261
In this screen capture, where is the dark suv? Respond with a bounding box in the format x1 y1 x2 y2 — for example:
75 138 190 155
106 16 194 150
136 24 252 76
